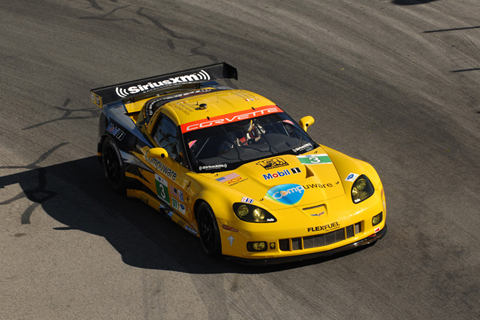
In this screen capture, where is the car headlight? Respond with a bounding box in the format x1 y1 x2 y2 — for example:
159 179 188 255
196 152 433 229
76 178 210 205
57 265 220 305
233 203 277 223
351 175 374 203
372 212 383 226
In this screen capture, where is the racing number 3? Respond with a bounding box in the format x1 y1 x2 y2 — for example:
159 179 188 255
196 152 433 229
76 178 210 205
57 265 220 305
155 174 170 203
298 154 332 165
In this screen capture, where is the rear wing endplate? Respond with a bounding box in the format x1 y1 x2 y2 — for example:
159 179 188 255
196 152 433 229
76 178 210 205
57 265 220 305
90 62 237 108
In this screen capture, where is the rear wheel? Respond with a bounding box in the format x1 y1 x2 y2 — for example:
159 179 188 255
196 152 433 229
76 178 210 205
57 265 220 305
101 136 126 195
197 202 222 256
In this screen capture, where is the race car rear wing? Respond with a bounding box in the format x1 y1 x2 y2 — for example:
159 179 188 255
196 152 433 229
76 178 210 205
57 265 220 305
90 62 238 108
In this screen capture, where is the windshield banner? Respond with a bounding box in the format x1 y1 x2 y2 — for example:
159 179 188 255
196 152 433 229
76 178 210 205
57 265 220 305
180 105 283 133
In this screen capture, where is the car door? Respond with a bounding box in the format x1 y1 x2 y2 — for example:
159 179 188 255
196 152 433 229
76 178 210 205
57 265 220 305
151 114 196 223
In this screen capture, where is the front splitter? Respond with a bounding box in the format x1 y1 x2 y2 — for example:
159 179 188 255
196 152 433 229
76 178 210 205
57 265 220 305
225 225 387 266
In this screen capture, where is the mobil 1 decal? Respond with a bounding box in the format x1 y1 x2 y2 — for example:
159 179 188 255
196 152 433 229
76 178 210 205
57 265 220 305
297 154 332 165
155 174 170 203
262 167 301 180
106 123 126 141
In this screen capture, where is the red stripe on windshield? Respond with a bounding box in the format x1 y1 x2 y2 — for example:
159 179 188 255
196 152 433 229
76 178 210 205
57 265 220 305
180 105 283 133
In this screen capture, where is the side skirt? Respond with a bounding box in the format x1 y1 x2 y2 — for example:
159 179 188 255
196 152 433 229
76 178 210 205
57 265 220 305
126 189 199 237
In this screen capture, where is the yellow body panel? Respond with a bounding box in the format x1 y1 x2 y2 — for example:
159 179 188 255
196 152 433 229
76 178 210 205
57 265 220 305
128 136 386 261
102 87 386 263
161 89 276 127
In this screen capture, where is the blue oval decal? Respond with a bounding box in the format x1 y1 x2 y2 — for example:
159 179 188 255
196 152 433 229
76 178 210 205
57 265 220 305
266 184 305 205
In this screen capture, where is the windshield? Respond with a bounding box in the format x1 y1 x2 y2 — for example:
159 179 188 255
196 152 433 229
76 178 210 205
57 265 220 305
183 112 318 172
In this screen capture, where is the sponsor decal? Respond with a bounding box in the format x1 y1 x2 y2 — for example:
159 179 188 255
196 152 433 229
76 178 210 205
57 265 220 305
297 154 332 165
185 225 197 236
229 177 248 186
145 154 177 181
199 164 227 171
292 143 313 153
311 211 325 217
91 92 101 106
345 173 359 182
256 158 289 170
374 227 381 233
291 167 301 174
303 183 334 189
266 184 305 205
172 198 178 210
170 186 185 202
216 172 240 183
307 222 340 232
262 168 301 180
115 70 211 98
106 123 126 141
179 203 186 215
155 174 170 203
228 236 234 246
216 173 245 185
263 169 290 180
181 105 283 133
241 197 254 203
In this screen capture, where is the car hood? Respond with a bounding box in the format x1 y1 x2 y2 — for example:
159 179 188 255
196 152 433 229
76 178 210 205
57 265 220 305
212 148 346 210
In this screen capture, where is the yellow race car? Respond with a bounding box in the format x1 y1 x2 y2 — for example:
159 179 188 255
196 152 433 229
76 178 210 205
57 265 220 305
90 63 386 265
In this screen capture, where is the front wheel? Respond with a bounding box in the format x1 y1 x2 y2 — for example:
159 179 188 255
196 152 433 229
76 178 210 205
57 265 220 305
101 136 126 195
197 202 222 256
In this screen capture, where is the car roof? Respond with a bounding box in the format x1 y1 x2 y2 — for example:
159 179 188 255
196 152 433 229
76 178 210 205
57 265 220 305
160 89 278 128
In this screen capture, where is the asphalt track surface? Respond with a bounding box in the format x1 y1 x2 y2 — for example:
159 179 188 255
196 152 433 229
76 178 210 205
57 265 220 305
1 0 479 319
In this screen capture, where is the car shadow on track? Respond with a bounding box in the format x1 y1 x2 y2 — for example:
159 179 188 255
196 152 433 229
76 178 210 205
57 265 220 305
392 0 438 4
0 156 378 274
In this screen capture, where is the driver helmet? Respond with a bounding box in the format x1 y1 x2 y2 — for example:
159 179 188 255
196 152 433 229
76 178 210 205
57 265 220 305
237 119 264 145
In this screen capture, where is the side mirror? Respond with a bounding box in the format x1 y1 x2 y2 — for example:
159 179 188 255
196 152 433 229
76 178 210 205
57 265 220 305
299 116 315 132
146 147 169 159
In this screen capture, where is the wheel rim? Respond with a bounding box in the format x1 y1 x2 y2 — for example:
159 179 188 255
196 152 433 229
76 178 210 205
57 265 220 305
103 145 121 186
198 207 217 254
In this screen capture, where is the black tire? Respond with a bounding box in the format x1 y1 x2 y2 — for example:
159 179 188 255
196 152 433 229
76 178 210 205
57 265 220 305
197 202 222 256
101 136 126 195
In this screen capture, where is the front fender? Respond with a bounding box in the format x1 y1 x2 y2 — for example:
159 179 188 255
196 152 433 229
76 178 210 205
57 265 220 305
322 145 382 189
190 174 245 223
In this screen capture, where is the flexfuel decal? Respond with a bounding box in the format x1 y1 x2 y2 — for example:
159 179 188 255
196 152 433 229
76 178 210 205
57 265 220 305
297 154 332 165
308 222 339 232
266 184 304 205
